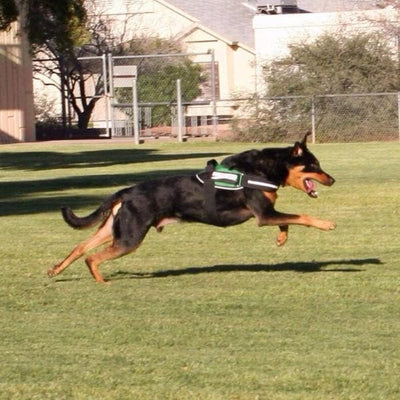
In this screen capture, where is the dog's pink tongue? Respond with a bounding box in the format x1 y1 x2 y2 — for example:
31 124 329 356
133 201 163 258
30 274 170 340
305 179 315 193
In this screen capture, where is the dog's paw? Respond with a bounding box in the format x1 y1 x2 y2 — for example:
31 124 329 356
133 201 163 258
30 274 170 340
276 231 288 246
319 220 336 231
47 267 58 278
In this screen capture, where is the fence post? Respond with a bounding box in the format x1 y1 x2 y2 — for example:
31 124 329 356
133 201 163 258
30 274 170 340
102 53 111 138
108 53 115 138
210 49 218 137
398 92 400 143
176 79 184 142
132 73 140 145
311 95 316 144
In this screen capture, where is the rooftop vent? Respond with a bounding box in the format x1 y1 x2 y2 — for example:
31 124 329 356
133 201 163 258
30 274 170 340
253 0 298 14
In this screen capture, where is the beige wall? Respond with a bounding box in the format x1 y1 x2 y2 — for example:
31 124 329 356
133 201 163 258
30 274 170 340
0 19 35 143
182 28 256 98
86 0 257 125
96 0 257 97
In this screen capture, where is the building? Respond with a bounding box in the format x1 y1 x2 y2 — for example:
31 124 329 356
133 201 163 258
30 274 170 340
249 0 393 94
0 16 35 143
33 0 393 138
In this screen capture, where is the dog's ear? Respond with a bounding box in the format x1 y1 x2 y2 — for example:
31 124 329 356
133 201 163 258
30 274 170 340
292 131 311 157
291 142 303 157
301 131 311 145
207 159 218 168
205 159 218 172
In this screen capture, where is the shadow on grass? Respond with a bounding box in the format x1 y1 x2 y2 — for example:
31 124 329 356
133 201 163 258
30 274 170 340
110 258 382 280
0 169 197 216
1 147 229 216
0 149 229 171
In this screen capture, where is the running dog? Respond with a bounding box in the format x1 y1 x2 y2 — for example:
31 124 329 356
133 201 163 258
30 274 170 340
48 132 335 283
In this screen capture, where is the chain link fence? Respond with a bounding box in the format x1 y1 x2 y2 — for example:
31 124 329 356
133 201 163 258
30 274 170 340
227 93 400 143
33 51 218 140
33 52 400 143
109 52 217 141
313 93 399 142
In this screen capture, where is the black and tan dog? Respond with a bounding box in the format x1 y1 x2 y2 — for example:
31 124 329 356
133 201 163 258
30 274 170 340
48 133 335 283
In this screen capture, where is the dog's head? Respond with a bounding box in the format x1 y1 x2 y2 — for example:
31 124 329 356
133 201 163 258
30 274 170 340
283 132 335 198
221 132 335 198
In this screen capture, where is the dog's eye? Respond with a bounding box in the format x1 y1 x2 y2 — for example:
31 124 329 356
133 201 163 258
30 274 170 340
304 163 320 172
309 162 320 169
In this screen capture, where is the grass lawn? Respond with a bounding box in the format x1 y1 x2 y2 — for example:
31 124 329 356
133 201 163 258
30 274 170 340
0 139 399 400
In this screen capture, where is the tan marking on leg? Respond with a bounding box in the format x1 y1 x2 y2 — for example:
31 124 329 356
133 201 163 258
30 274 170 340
47 214 114 278
155 217 180 232
276 225 288 246
258 213 336 231
262 191 277 205
85 242 140 283
85 246 120 283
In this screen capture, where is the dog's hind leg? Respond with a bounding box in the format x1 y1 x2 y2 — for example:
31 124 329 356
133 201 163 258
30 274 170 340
47 213 114 279
85 226 150 283
85 244 128 283
85 205 152 283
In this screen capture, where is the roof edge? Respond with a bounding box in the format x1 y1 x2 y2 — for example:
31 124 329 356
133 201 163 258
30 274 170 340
154 0 200 23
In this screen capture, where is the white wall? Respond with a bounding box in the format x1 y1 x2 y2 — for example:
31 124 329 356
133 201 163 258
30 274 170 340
252 8 397 94
253 8 396 62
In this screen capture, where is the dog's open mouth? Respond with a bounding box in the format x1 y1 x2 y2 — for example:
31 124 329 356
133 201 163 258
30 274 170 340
304 178 318 198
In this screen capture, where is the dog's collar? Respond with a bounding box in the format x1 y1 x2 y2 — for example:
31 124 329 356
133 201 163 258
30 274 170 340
196 162 279 192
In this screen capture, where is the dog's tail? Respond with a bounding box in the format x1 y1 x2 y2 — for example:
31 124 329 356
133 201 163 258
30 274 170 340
61 195 118 230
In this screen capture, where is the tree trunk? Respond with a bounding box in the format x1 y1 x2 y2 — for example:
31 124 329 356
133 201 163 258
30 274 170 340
77 99 98 129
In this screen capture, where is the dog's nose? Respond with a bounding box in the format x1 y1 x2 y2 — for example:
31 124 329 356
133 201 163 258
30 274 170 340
328 175 335 186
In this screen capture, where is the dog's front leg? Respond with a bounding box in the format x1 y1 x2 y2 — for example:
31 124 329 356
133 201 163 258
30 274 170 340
257 211 336 231
277 225 288 246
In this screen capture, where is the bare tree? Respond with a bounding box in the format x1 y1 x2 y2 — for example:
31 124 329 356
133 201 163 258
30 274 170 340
353 0 400 61
33 0 138 130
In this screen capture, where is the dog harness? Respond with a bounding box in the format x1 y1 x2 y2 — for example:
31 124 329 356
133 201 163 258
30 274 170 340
196 160 279 192
196 160 279 225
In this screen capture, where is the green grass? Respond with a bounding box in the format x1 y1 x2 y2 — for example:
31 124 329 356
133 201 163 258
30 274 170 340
0 140 399 400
